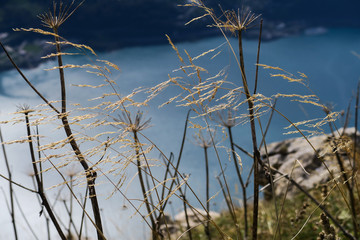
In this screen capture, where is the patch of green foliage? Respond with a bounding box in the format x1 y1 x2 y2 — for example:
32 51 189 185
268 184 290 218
179 184 358 239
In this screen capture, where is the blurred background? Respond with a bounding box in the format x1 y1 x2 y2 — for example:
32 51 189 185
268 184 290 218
1 0 360 70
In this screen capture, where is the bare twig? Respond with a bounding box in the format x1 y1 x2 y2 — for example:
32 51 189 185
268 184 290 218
0 127 18 240
23 110 66 240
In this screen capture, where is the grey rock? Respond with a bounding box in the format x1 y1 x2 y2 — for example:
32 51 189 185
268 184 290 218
259 127 359 199
157 208 220 239
174 208 220 228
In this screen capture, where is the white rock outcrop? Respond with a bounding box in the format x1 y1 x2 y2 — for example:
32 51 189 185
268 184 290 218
259 127 359 199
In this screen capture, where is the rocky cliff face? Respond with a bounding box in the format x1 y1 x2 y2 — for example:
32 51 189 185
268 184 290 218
259 128 359 200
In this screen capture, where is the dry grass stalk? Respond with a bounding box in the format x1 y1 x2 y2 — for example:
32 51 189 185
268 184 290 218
0 1 359 240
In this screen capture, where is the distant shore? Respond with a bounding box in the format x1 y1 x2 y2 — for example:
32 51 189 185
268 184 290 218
1 0 360 72
0 21 330 72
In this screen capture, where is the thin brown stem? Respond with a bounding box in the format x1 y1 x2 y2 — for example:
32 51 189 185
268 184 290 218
228 126 248 239
216 176 235 220
31 175 52 240
46 214 51 240
257 118 279 235
162 110 191 210
182 188 193 240
42 151 106 239
51 26 104 239
0 41 60 114
203 146 211 240
12 191 39 240
1 23 105 240
53 27 66 114
0 127 18 240
139 132 228 239
63 199 80 238
60 116 104 238
133 131 158 239
160 153 174 203
79 190 89 240
0 173 36 193
253 19 263 95
237 29 261 240
24 112 66 240
203 117 239 239
136 138 165 233
353 82 359 187
259 98 278 149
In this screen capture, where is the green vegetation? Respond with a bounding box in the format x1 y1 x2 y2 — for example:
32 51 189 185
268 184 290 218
0 1 359 240
180 185 359 239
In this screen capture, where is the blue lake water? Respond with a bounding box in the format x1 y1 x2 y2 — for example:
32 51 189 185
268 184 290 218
0 28 359 239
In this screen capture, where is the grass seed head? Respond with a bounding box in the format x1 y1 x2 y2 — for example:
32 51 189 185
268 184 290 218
194 128 216 148
17 104 35 115
215 109 238 128
217 8 260 33
117 111 151 133
38 0 84 30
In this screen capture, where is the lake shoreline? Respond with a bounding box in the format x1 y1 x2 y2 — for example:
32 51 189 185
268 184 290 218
0 22 332 72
